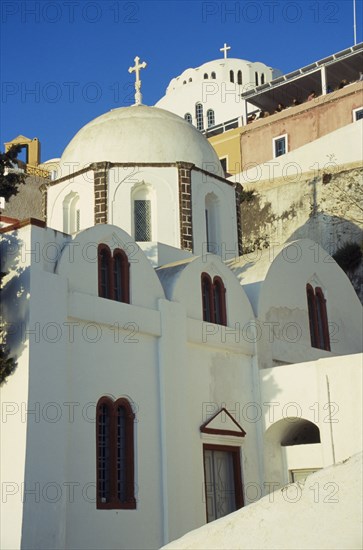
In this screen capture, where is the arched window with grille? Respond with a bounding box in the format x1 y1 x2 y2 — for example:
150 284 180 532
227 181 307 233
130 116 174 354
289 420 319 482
98 245 112 299
255 72 259 86
184 113 192 124
195 103 204 130
113 249 130 303
204 73 209 79
211 72 216 79
201 273 227 325
201 273 213 323
98 245 130 303
213 277 227 326
134 200 151 241
132 184 154 242
96 397 136 509
306 284 330 351
207 109 215 128
261 73 265 85
230 70 234 83
237 70 242 85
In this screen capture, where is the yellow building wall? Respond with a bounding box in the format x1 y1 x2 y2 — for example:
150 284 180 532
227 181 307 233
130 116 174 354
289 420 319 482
208 129 242 175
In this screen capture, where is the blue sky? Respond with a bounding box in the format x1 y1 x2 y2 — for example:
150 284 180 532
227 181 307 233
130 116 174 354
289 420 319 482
1 0 362 161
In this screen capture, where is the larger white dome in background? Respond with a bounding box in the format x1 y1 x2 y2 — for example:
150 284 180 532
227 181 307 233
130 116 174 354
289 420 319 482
60 105 224 176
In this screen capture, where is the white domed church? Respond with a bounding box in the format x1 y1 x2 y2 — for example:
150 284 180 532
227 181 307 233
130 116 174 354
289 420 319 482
46 103 242 262
1 56 362 550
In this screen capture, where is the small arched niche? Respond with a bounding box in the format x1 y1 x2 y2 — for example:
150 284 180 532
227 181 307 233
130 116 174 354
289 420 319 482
264 417 322 487
205 192 221 254
63 191 80 234
281 419 321 446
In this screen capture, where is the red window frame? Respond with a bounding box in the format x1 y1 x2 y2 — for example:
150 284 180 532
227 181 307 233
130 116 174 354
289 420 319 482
201 273 227 326
213 276 227 326
98 244 130 303
306 284 330 351
96 396 136 510
113 248 130 304
98 244 112 299
201 273 213 322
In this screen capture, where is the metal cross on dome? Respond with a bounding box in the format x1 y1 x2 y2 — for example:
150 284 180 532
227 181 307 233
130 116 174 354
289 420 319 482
220 43 231 59
128 56 147 105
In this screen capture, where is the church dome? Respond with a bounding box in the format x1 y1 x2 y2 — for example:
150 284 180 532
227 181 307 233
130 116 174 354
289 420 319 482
60 104 224 176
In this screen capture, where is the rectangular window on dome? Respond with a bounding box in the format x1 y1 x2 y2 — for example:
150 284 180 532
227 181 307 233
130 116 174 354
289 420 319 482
134 200 152 241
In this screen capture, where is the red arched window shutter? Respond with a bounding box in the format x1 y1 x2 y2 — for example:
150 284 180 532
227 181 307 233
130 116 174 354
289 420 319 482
96 397 136 510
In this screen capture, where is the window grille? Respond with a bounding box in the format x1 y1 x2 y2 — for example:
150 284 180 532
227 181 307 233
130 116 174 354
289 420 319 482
99 247 112 299
98 404 110 503
202 274 212 322
201 274 227 326
184 113 192 123
96 397 136 509
113 254 124 302
134 200 152 241
117 406 127 502
98 245 130 304
207 109 215 128
195 103 204 130
76 209 80 231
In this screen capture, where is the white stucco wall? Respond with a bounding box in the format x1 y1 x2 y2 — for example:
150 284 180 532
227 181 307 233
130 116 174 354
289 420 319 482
260 354 362 487
1 224 361 550
157 298 259 545
191 171 239 259
57 225 165 310
161 452 363 550
229 240 363 367
257 240 363 363
108 166 180 248
47 170 94 233
157 254 254 332
0 225 70 549
0 227 31 550
156 58 281 127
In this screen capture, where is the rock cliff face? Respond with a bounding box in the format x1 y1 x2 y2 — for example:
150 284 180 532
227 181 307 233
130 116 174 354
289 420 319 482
162 452 363 550
240 163 363 302
2 173 46 221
